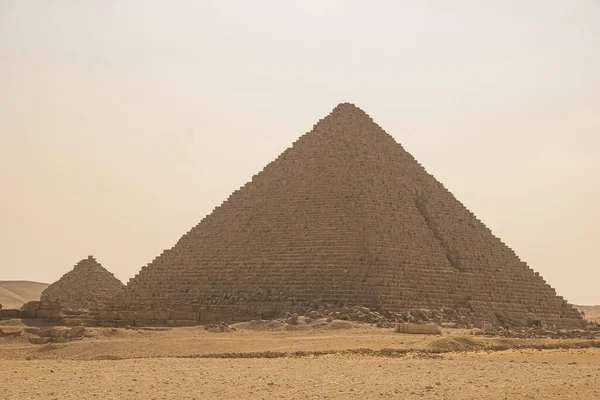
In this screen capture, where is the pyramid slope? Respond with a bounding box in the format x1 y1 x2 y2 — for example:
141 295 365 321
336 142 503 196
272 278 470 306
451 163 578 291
114 103 583 327
41 256 124 310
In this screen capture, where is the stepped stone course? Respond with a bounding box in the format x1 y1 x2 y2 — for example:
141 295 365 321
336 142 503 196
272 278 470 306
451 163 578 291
41 256 124 311
111 103 583 328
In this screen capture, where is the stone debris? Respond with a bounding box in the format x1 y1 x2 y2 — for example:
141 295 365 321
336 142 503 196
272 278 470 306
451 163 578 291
205 322 236 333
0 328 23 338
107 103 583 328
473 325 600 340
277 304 479 329
40 256 124 313
25 326 89 344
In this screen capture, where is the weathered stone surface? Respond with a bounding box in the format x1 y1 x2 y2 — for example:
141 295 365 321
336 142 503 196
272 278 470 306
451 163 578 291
20 309 36 319
154 311 171 320
117 311 139 320
0 328 22 337
170 311 197 321
29 337 52 345
165 319 197 327
134 319 165 327
111 103 584 328
99 310 119 320
0 309 20 319
40 256 124 311
35 310 57 319
115 319 135 328
21 301 41 312
26 326 88 344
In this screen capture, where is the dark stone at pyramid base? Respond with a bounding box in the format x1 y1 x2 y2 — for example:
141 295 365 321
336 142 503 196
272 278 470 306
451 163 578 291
111 103 584 329
106 294 584 329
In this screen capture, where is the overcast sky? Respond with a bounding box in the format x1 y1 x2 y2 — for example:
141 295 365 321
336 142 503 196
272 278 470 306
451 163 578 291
0 0 598 304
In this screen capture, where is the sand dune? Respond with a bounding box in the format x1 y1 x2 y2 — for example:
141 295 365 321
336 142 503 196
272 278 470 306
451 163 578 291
575 305 600 322
0 281 48 309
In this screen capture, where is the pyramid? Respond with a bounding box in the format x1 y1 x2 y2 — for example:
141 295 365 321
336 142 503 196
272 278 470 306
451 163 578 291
41 256 124 310
112 103 583 327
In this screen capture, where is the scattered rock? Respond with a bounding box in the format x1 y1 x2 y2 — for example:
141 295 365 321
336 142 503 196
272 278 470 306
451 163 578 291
205 322 236 333
26 326 89 344
472 326 600 339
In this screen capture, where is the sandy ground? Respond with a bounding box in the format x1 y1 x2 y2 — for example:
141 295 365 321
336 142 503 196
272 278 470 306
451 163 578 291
1 319 600 399
577 305 600 324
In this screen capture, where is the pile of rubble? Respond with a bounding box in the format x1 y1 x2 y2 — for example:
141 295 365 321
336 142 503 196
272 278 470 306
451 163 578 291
282 304 478 328
0 325 92 344
473 325 600 339
25 326 90 344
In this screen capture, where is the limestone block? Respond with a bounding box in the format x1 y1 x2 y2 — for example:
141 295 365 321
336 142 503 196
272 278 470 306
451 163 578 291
0 328 22 337
233 314 254 322
20 309 36 319
21 301 41 311
116 320 134 327
199 311 219 323
134 310 156 320
35 310 55 319
170 311 197 321
66 327 86 338
117 311 138 320
134 319 165 327
166 319 198 327
99 310 119 320
154 311 170 320
29 337 52 345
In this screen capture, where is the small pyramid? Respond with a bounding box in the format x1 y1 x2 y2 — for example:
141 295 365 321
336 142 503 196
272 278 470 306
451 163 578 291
113 103 583 327
41 256 124 310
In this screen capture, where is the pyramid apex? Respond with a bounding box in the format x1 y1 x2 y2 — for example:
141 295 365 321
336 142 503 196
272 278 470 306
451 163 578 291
328 103 372 121
334 102 358 108
74 255 99 268
332 102 363 112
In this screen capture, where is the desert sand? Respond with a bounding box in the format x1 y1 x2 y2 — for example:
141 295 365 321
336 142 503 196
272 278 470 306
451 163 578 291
0 281 48 310
1 319 599 399
577 305 600 323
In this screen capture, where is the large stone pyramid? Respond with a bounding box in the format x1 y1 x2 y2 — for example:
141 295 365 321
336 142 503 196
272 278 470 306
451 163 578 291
113 103 583 327
41 256 124 310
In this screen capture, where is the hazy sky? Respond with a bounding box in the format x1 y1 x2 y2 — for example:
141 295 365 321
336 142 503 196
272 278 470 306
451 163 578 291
1 1 598 305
